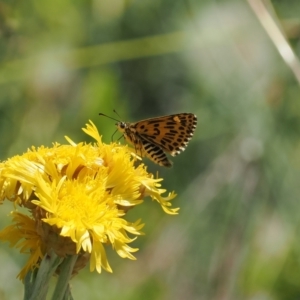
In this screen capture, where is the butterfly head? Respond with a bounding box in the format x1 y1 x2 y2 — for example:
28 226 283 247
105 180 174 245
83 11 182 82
116 121 128 134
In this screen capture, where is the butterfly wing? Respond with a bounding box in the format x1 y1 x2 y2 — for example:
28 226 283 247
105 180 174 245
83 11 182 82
132 113 197 157
117 113 197 167
122 129 173 167
138 136 173 167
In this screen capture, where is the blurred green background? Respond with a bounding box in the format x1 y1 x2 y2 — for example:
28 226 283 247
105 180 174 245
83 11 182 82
1 0 300 299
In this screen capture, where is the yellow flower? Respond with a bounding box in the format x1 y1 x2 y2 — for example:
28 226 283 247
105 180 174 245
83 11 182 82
0 212 44 279
0 121 178 280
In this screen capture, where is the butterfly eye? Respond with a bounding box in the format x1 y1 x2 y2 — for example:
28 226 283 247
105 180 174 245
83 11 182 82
117 122 127 131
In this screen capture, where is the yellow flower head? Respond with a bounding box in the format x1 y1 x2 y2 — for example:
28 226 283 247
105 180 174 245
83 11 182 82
0 121 178 280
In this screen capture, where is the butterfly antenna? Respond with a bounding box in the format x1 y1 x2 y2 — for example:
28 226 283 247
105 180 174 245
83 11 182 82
113 109 122 120
98 113 120 122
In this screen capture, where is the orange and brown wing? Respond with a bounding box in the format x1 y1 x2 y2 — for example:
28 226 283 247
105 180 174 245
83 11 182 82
132 113 197 157
139 137 173 167
122 129 173 167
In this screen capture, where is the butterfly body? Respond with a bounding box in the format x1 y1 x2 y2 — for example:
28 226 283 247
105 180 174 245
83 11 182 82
116 113 197 167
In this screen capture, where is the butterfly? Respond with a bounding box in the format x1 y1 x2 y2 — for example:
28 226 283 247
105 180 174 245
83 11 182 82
99 112 197 167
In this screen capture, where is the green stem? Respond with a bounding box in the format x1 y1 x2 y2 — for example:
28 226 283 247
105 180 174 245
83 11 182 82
51 254 78 300
23 250 63 300
63 283 75 300
23 268 37 300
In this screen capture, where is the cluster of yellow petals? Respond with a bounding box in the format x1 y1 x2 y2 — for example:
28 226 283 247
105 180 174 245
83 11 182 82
0 121 178 279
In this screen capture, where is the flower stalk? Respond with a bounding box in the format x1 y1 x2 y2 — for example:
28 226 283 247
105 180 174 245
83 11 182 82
24 249 63 300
